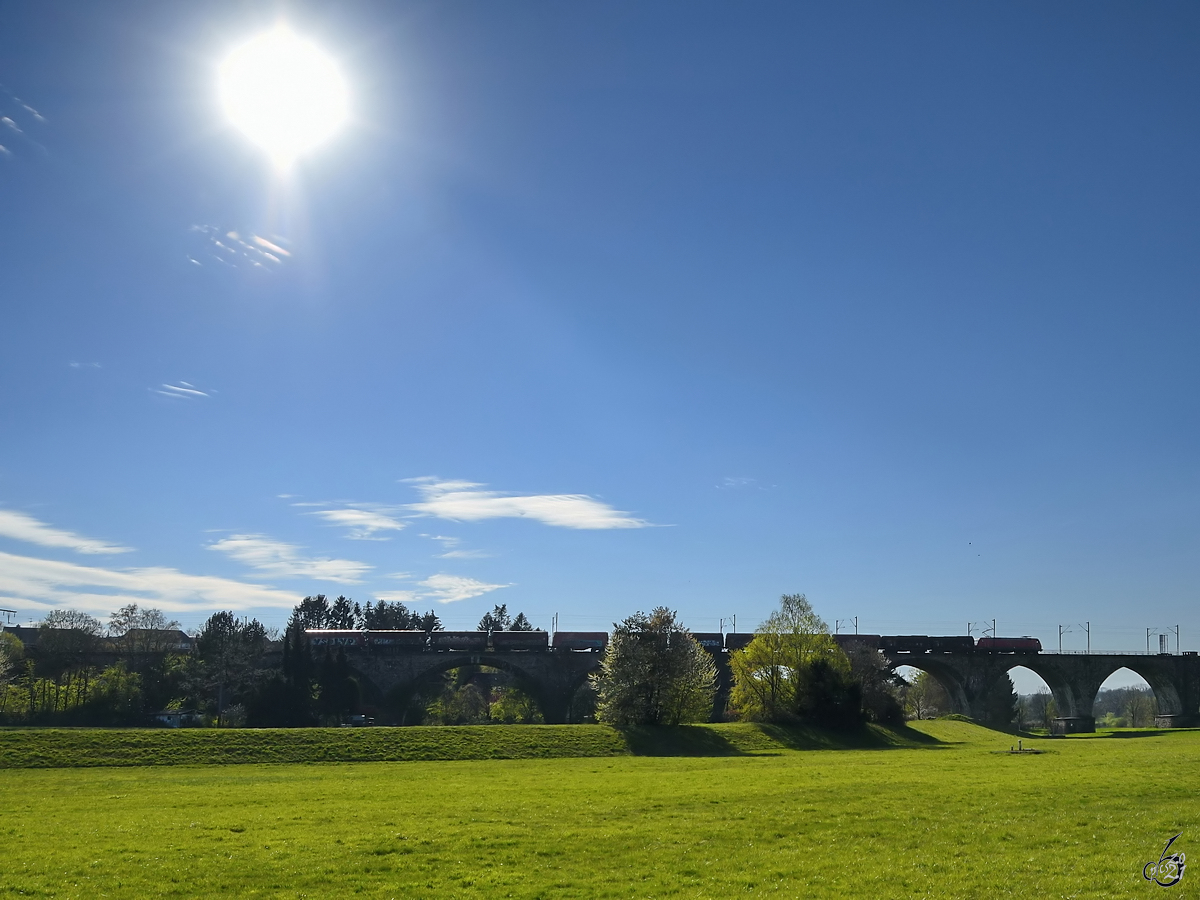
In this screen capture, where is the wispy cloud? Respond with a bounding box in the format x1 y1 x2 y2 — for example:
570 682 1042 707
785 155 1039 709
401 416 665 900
719 477 755 489
188 225 291 270
418 533 490 559
373 570 508 605
5 90 45 123
69 361 102 369
0 549 298 617
153 381 210 400
406 479 650 529
0 89 47 159
0 509 131 555
208 534 370 584
374 590 419 603
417 573 510 604
307 505 407 540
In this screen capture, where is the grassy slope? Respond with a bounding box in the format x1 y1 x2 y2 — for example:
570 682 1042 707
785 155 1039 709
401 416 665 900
0 722 931 768
0 722 1197 898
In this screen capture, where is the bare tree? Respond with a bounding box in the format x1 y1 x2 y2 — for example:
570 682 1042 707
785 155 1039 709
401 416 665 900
1126 692 1157 727
108 604 181 656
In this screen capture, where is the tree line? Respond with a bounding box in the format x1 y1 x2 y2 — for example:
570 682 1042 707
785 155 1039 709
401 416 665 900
1 592 1040 730
0 596 545 727
590 595 912 729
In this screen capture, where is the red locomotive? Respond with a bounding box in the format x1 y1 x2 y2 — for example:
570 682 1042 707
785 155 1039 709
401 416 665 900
975 636 1041 653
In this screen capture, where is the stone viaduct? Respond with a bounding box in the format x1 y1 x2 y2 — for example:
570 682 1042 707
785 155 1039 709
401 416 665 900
333 635 1200 732
882 647 1200 732
348 647 603 725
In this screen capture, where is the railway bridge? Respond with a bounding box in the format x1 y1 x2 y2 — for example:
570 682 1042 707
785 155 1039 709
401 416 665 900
878 645 1200 733
316 629 1200 732
347 645 603 724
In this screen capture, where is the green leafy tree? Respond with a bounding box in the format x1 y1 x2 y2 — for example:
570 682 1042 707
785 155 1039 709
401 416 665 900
729 594 847 722
904 670 950 720
794 656 862 728
289 595 333 631
359 600 420 630
36 610 104 713
593 607 716 726
327 596 357 630
489 684 543 723
478 604 512 632
248 624 318 727
0 633 24 719
83 663 143 724
425 669 490 725
196 611 266 725
316 646 360 722
478 605 537 633
842 640 905 725
985 673 1019 729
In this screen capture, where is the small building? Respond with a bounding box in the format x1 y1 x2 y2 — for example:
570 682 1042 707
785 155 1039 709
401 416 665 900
153 709 202 728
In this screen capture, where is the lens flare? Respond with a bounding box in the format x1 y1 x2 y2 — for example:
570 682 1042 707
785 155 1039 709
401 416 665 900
218 25 349 169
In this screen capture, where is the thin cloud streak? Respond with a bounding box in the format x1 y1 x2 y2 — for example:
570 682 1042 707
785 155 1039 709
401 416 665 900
407 479 650 529
154 381 209 399
308 506 406 540
418 573 509 604
374 590 419 603
188 225 291 270
0 509 131 555
208 534 370 584
0 549 299 617
419 533 489 558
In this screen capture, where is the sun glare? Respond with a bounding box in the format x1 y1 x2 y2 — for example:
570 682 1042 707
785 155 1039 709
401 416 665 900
219 25 349 170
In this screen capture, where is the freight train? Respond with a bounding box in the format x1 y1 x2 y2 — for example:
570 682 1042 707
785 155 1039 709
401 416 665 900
305 629 1042 654
832 634 1042 654
304 629 609 652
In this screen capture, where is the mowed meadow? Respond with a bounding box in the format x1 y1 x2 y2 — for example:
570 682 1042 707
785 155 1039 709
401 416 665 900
1 721 1196 899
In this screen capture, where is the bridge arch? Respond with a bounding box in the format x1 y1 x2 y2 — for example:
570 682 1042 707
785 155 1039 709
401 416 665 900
383 654 553 724
1093 667 1160 726
993 659 1088 720
1094 663 1182 718
892 659 971 716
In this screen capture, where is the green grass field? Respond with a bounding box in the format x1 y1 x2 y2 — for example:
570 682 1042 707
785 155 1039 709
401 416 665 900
1 721 1196 898
0 721 923 768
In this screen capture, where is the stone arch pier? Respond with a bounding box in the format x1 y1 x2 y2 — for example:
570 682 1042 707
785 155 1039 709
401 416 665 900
345 648 602 725
885 648 1200 733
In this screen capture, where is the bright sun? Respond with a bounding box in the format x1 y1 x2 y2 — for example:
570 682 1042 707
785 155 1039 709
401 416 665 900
219 26 349 169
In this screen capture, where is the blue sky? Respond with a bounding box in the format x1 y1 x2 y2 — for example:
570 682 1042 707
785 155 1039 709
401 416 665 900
2 3 1198 686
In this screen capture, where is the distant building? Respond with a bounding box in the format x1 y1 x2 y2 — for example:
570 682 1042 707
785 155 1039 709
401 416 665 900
1 625 41 648
152 709 202 728
114 629 197 653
